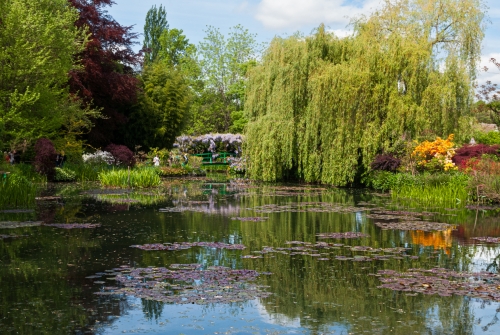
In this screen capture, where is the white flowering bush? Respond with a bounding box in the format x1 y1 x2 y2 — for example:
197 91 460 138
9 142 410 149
82 150 115 165
174 134 244 156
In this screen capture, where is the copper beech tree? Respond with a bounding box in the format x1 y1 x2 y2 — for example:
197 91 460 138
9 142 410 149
68 0 142 148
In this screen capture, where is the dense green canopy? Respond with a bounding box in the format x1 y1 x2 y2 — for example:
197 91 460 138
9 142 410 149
244 0 484 186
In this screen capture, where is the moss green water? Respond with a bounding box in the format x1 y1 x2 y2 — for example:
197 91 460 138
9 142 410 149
0 181 500 334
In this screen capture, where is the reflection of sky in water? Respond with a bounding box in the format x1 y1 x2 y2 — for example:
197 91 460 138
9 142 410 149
98 297 351 334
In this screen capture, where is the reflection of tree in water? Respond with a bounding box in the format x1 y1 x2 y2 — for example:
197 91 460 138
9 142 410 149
142 299 164 321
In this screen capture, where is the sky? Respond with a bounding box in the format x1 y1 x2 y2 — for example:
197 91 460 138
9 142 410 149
106 0 500 86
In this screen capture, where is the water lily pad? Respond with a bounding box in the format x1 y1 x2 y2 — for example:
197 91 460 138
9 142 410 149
45 223 101 229
0 221 43 229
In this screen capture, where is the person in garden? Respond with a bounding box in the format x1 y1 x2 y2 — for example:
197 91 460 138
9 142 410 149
9 151 15 165
153 155 160 166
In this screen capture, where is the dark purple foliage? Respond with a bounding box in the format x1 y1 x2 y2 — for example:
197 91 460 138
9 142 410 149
370 154 401 172
105 143 135 167
34 138 57 180
452 144 500 168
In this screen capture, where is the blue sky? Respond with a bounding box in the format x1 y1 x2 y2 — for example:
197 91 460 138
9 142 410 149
107 0 500 85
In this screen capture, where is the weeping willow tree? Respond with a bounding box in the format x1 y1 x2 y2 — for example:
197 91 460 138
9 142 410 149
245 0 485 185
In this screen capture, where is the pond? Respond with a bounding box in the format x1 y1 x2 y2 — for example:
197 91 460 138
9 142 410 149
1 180 500 334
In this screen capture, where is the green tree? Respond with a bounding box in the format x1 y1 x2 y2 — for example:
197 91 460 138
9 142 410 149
244 0 484 185
143 4 168 65
0 0 94 152
186 25 260 134
124 63 191 150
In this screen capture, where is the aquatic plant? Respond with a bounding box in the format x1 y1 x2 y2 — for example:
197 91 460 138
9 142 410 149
470 237 500 243
316 232 370 239
230 217 268 222
92 265 271 304
98 168 161 188
251 202 369 213
130 242 246 250
375 268 500 302
373 220 455 232
44 223 101 229
0 174 39 209
244 241 414 264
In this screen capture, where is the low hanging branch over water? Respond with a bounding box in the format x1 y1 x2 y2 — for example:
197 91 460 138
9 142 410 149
244 0 484 186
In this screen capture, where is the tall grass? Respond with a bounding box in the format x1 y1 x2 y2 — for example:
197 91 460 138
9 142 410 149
98 167 161 188
367 171 470 207
0 174 39 209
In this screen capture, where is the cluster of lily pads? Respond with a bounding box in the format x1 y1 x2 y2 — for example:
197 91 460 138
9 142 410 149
366 210 454 232
130 242 246 251
316 232 369 239
0 221 43 229
373 220 454 232
470 237 500 243
242 240 415 262
374 268 500 301
230 217 268 222
251 202 368 213
159 207 209 213
0 234 24 239
92 265 271 304
45 223 101 229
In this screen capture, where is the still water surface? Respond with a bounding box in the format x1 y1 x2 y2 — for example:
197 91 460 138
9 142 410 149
1 180 500 334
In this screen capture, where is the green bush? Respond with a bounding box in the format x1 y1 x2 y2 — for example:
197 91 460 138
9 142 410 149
158 167 188 177
98 168 161 188
475 131 500 146
54 167 77 182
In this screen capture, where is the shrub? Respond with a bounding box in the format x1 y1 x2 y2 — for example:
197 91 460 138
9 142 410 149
468 157 500 203
105 144 136 167
82 150 114 165
370 154 401 172
158 167 188 177
475 131 500 146
412 134 457 171
228 156 247 175
34 138 57 180
452 144 500 169
174 134 243 155
54 167 77 182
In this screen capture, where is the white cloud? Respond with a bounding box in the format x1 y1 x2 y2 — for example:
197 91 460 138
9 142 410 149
329 28 354 38
255 0 381 29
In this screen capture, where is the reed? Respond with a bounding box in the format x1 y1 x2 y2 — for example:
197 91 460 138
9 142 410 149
98 167 161 188
0 174 39 209
391 172 470 207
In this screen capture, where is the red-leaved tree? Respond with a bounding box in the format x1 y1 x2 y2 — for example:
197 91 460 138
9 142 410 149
68 0 142 148
34 138 57 180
